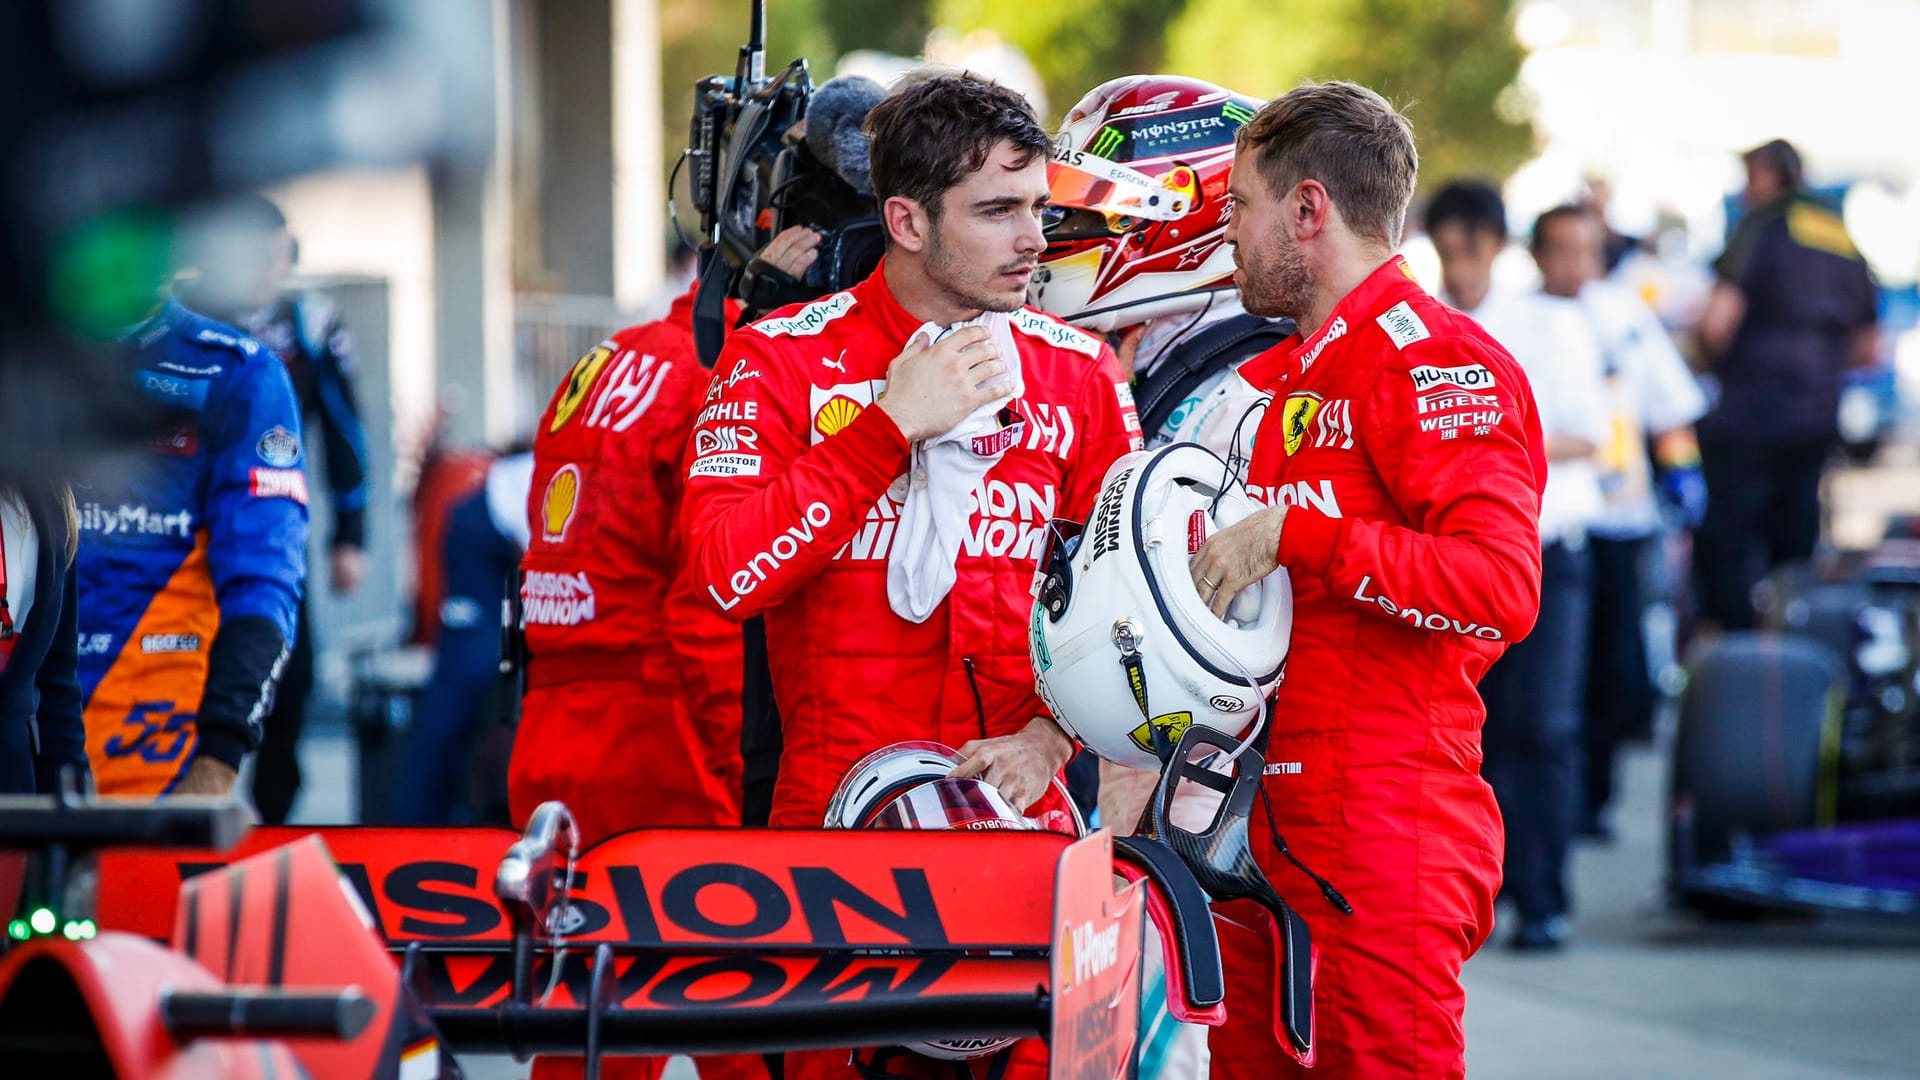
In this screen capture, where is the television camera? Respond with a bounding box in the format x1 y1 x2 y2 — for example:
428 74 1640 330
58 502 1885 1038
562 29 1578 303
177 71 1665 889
683 0 886 366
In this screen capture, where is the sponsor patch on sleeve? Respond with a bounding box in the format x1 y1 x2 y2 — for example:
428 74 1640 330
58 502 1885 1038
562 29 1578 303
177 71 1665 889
689 454 763 478
256 425 302 467
1408 363 1497 393
1376 301 1431 350
249 467 309 504
1010 308 1104 358
753 292 857 338
1114 382 1142 433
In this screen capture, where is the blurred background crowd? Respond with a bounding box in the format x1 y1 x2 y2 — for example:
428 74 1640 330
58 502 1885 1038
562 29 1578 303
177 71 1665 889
2 1 1918 1075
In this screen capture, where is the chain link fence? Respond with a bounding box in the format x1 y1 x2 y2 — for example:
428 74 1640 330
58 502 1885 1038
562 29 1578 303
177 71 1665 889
512 292 660 433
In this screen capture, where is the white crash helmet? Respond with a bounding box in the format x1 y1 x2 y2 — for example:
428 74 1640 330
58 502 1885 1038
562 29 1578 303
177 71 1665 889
824 742 1084 1060
1030 444 1292 770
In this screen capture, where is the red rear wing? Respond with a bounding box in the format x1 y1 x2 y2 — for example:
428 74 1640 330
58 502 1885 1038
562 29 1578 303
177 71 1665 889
97 825 1146 1072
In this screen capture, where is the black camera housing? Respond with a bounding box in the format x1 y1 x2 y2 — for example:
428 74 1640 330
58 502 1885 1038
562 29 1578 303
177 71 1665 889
683 3 885 365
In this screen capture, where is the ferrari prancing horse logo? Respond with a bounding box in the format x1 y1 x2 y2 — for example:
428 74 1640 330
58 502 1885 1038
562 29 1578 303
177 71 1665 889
550 346 613 433
1282 392 1323 456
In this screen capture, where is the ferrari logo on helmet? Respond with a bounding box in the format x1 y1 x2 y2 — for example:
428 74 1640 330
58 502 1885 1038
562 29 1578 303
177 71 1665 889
1127 711 1194 756
1282 393 1323 456
550 346 612 434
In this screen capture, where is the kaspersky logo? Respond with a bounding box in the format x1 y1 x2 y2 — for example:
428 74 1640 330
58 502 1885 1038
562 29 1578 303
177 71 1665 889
1222 101 1255 125
1089 126 1123 159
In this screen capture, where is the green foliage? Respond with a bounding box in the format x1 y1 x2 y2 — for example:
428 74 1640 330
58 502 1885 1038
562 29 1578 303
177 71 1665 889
932 0 1188 123
654 0 1535 193
658 0 837 230
1164 0 1535 184
821 0 934 58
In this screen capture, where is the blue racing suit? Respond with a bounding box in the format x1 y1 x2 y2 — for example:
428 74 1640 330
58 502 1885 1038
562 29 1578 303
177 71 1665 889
77 300 309 795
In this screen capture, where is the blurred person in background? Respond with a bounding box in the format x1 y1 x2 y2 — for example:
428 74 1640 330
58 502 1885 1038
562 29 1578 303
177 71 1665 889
1187 84 1546 1078
176 194 371 823
0 483 85 795
394 448 530 826
1030 73 1297 1080
509 232 824 1080
1692 139 1878 630
78 284 308 797
1530 205 1707 840
1428 179 1608 951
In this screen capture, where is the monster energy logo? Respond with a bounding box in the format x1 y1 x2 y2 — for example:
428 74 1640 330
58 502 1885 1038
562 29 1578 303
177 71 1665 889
1222 101 1255 125
1089 126 1123 158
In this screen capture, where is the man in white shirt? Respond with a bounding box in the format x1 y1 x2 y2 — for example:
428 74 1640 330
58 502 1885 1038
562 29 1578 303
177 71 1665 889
1533 204 1708 839
1427 179 1608 950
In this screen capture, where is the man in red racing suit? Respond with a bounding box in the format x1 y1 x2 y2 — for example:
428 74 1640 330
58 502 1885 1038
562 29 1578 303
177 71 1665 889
515 286 777 1080
679 75 1141 1080
1189 83 1546 1079
513 286 744 843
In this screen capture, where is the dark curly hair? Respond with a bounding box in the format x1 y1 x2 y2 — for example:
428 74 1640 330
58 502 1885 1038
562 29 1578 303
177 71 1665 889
863 73 1052 227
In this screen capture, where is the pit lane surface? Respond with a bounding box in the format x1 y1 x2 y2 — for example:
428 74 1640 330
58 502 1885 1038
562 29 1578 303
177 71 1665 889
289 731 1920 1079
1463 742 1920 1080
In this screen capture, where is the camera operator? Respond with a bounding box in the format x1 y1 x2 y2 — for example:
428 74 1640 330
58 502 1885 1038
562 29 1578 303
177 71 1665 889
509 72 885 1080
680 71 1142 1080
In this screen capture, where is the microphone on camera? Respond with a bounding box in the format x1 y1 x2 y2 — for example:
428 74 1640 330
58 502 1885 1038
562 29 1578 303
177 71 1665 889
804 75 885 196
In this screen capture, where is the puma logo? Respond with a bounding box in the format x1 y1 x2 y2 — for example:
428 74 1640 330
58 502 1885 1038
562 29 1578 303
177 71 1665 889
822 351 848 372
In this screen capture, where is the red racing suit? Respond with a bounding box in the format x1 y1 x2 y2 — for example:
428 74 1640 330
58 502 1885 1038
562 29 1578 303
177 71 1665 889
512 289 744 845
679 264 1137 1080
1213 256 1545 1079
680 262 1140 829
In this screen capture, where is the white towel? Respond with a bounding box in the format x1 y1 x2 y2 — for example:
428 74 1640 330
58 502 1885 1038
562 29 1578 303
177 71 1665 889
886 311 1025 622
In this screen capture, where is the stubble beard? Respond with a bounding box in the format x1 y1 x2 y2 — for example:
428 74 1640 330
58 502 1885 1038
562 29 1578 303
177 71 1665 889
927 223 1028 315
1241 230 1314 322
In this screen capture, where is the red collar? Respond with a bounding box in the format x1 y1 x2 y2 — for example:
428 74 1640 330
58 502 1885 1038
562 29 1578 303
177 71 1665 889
1238 255 1426 391
1286 255 1425 363
847 256 933 344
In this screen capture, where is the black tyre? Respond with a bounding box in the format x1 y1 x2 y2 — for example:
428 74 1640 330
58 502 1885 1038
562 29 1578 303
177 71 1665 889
1774 581 1869 667
1668 632 1842 914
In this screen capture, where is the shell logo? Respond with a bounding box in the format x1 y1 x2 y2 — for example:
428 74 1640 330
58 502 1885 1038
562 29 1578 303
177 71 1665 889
813 394 864 439
1058 925 1075 990
542 464 582 542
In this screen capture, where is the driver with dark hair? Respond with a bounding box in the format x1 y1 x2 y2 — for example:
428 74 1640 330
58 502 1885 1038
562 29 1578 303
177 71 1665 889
680 71 1141 1080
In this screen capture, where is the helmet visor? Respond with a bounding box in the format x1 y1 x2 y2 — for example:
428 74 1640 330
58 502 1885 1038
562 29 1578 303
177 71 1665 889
1046 152 1190 222
1036 517 1085 622
866 777 1031 832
